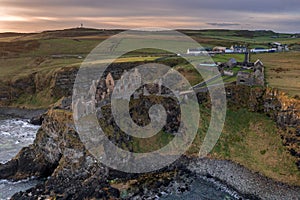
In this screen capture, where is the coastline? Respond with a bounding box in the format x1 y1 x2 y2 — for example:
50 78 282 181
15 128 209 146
6 156 300 199
187 158 300 199
0 107 47 119
0 107 299 199
108 156 300 199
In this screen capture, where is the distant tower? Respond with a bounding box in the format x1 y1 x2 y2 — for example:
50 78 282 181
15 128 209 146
80 23 83 28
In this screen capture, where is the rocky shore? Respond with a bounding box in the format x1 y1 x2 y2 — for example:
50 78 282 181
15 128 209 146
109 156 300 200
6 155 300 199
188 158 300 199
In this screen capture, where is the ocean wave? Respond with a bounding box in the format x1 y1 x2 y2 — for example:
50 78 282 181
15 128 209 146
0 118 40 164
0 177 41 200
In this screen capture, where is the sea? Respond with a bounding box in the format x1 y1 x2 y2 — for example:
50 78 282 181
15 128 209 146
0 116 40 200
160 175 242 200
0 116 241 200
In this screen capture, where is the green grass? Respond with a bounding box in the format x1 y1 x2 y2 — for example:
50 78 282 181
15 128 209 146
188 106 300 186
0 57 82 81
132 131 174 153
251 51 300 97
0 28 298 103
188 29 300 46
212 53 244 63
175 64 204 86
232 67 240 73
22 38 101 57
220 109 300 185
223 76 237 83
12 88 59 109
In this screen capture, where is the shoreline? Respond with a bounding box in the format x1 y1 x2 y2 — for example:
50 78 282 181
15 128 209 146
0 107 47 119
6 156 300 199
110 156 300 199
187 158 300 199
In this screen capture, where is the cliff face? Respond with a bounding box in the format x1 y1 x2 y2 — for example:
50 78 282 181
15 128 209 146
0 105 119 199
50 67 78 98
0 98 188 199
225 85 300 126
225 85 300 168
0 62 144 108
0 66 78 107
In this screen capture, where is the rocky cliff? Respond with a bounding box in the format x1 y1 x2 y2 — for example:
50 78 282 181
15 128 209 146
225 85 300 168
0 66 78 108
0 103 122 199
0 62 147 108
0 98 194 199
0 90 299 199
1 63 299 168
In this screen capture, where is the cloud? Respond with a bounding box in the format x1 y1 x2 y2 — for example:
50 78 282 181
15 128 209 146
0 0 299 32
206 23 240 27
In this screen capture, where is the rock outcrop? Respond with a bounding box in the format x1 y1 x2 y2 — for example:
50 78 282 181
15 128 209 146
0 66 79 107
0 105 119 199
225 85 300 168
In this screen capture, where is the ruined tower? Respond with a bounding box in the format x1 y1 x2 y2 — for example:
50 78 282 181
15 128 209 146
244 47 250 65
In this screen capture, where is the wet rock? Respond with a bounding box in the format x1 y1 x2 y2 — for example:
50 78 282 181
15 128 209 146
0 103 120 199
0 144 57 180
29 115 44 125
0 159 18 179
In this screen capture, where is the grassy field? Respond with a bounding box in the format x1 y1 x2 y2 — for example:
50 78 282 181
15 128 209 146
251 52 300 97
0 28 299 98
183 29 300 47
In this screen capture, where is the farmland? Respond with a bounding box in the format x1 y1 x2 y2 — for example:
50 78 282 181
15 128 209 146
0 28 299 100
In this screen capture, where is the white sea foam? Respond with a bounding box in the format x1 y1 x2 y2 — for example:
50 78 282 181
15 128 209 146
0 131 10 136
0 118 41 199
0 118 40 164
0 177 40 200
198 175 242 199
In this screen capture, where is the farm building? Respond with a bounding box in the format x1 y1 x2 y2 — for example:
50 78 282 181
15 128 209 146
231 45 247 53
213 46 227 53
250 48 269 53
187 47 211 55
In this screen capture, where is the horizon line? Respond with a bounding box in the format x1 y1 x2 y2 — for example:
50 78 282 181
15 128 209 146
0 26 299 35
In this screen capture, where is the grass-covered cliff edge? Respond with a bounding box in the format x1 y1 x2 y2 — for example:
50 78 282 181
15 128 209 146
0 28 299 198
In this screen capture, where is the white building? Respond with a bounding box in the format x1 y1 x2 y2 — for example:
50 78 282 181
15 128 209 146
187 48 207 55
250 48 269 53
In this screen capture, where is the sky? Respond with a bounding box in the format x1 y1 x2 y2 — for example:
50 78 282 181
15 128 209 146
0 0 299 33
